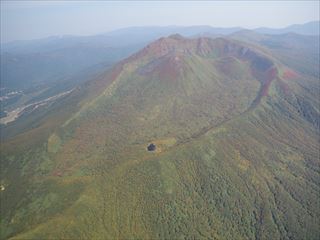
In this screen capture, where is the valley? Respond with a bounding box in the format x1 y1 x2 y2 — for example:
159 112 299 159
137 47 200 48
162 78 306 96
0 89 74 124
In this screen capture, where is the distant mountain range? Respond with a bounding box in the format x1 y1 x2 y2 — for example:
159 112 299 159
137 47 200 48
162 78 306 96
2 21 319 49
255 21 320 35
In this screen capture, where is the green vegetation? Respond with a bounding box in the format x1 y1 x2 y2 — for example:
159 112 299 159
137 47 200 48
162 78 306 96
1 34 319 239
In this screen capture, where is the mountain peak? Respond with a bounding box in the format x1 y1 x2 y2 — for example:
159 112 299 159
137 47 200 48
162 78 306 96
168 33 185 40
127 35 276 73
128 35 190 60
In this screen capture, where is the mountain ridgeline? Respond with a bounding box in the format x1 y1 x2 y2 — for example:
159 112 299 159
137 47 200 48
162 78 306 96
0 34 319 239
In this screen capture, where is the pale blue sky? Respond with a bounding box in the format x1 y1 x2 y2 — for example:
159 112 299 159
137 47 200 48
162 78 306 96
1 1 319 43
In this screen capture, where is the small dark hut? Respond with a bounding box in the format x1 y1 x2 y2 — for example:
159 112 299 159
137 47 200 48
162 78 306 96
147 143 156 151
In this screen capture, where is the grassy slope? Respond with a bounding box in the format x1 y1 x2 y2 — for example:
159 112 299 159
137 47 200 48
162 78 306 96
1 36 319 239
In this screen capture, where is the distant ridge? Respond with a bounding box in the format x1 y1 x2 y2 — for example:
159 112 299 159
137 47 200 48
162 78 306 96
255 21 320 36
2 21 318 47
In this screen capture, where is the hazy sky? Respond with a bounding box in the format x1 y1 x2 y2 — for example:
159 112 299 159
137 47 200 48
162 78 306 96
1 1 319 43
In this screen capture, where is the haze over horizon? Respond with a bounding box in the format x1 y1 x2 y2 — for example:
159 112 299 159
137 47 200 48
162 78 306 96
1 0 319 43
